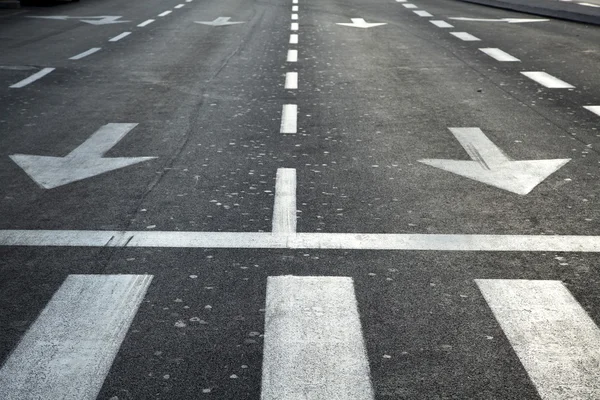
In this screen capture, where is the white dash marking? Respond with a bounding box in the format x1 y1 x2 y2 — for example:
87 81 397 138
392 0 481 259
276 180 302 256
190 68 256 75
292 13 298 20
10 67 55 88
450 31 480 41
285 71 298 89
287 49 298 62
430 20 453 28
138 19 155 27
293 0 298 3
584 106 600 116
174 3 185 8
158 10 172 17
403 3 418 8
292 5 298 11
69 47 101 60
0 274 152 400
477 279 600 400
261 276 374 400
280 104 297 134
414 10 433 16
109 32 131 42
521 71 575 88
396 0 407 2
291 22 299 30
290 33 298 44
272 168 297 234
479 48 520 62
579 2 600 6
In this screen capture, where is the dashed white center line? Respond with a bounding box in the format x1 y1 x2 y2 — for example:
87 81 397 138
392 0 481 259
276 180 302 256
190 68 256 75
292 13 298 20
69 47 101 60
450 31 480 41
158 10 172 17
579 2 600 6
403 3 418 8
284 71 298 89
109 32 131 42
280 104 297 134
291 22 299 30
290 34 298 44
396 0 407 2
414 10 433 17
479 48 520 62
292 5 298 11
138 19 155 27
174 3 185 8
293 0 298 3
430 20 454 28
272 168 297 234
9 67 55 89
287 49 298 62
584 106 600 116
521 71 575 88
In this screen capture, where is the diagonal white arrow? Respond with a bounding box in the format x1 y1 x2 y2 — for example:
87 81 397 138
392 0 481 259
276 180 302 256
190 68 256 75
28 16 130 25
419 128 570 195
10 123 156 189
194 17 245 26
336 18 387 28
449 17 549 23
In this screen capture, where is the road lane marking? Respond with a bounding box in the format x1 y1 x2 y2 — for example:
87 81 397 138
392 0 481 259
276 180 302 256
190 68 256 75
9 67 55 88
261 276 374 400
479 48 520 62
292 5 298 10
430 20 453 28
403 3 418 8
284 71 298 89
521 71 575 88
477 279 600 400
292 13 298 20
414 10 433 16
396 0 407 2
290 33 298 44
174 3 184 8
584 106 600 116
287 49 298 62
293 0 298 3
0 274 152 400
69 47 101 60
109 31 131 42
291 22 299 30
280 104 297 133
450 32 480 41
138 19 155 27
272 168 297 234
158 10 172 17
578 2 600 6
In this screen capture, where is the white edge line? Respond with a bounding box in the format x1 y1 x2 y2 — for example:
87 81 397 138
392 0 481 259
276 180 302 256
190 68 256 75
10 68 55 88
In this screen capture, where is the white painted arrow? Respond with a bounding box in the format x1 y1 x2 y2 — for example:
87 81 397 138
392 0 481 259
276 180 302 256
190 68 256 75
336 18 387 28
194 17 245 26
10 123 156 189
419 128 570 195
449 17 549 23
28 16 129 25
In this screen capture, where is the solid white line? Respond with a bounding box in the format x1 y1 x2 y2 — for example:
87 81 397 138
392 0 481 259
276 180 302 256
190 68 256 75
430 20 453 28
292 5 298 11
69 47 101 60
272 168 297 234
9 67 55 88
477 279 600 400
479 48 520 62
109 32 131 42
280 104 297 133
287 49 298 62
403 3 418 7
579 2 600 6
291 22 299 30
414 10 433 16
292 13 298 20
450 32 480 41
138 19 155 27
290 34 298 44
158 10 172 17
261 276 374 400
0 274 152 399
521 71 575 88
284 71 298 89
584 106 600 116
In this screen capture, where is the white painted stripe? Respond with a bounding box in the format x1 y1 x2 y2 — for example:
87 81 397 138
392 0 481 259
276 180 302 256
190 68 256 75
292 13 298 20
430 20 453 28
414 10 433 16
479 48 520 62
261 276 374 400
9 67 55 88
450 31 480 41
477 279 600 400
158 10 172 17
290 33 298 44
403 3 418 7
69 47 101 60
584 105 600 116
521 71 575 88
291 22 299 30
175 3 185 8
287 49 298 62
293 0 298 3
579 2 600 6
396 0 407 2
284 71 298 89
272 168 297 234
109 31 131 42
138 19 155 27
280 104 297 133
0 274 152 400
292 5 298 11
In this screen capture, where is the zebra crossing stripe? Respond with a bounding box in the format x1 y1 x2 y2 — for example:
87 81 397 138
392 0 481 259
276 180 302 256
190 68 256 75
261 276 374 399
0 274 152 400
476 279 600 400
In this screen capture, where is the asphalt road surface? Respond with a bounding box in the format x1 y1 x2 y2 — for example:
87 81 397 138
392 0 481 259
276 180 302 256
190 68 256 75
0 0 600 398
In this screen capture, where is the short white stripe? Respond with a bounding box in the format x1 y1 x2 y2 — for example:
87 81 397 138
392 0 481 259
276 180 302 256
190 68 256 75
69 47 101 60
109 32 131 42
138 19 155 27
290 33 298 44
292 13 298 20
272 168 297 234
479 48 520 62
284 71 298 89
287 49 298 62
450 31 480 41
261 276 374 400
174 3 185 8
396 0 407 2
291 22 299 30
158 10 172 17
430 20 453 28
414 10 433 16
579 2 600 6
9 67 55 88
521 71 575 88
292 5 298 11
0 274 152 399
293 0 298 3
403 3 418 7
280 104 297 133
584 106 600 116
477 279 600 400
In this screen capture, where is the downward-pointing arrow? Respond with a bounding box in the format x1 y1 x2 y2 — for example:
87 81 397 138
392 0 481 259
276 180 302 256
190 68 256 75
336 18 387 28
194 17 245 26
419 128 570 195
10 123 156 189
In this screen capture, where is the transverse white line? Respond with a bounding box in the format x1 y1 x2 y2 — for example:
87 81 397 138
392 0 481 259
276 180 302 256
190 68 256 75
9 67 55 88
292 5 298 11
290 33 298 44
414 10 433 16
403 3 418 8
291 22 299 30
261 276 374 400
272 168 297 234
138 19 155 27
0 274 152 399
287 49 298 62
280 104 297 133
69 47 101 60
477 279 600 400
521 71 575 88
158 10 172 17
479 48 520 62
292 13 298 20
109 32 131 42
430 20 453 28
174 3 185 8
584 106 600 116
285 71 298 89
450 31 480 41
